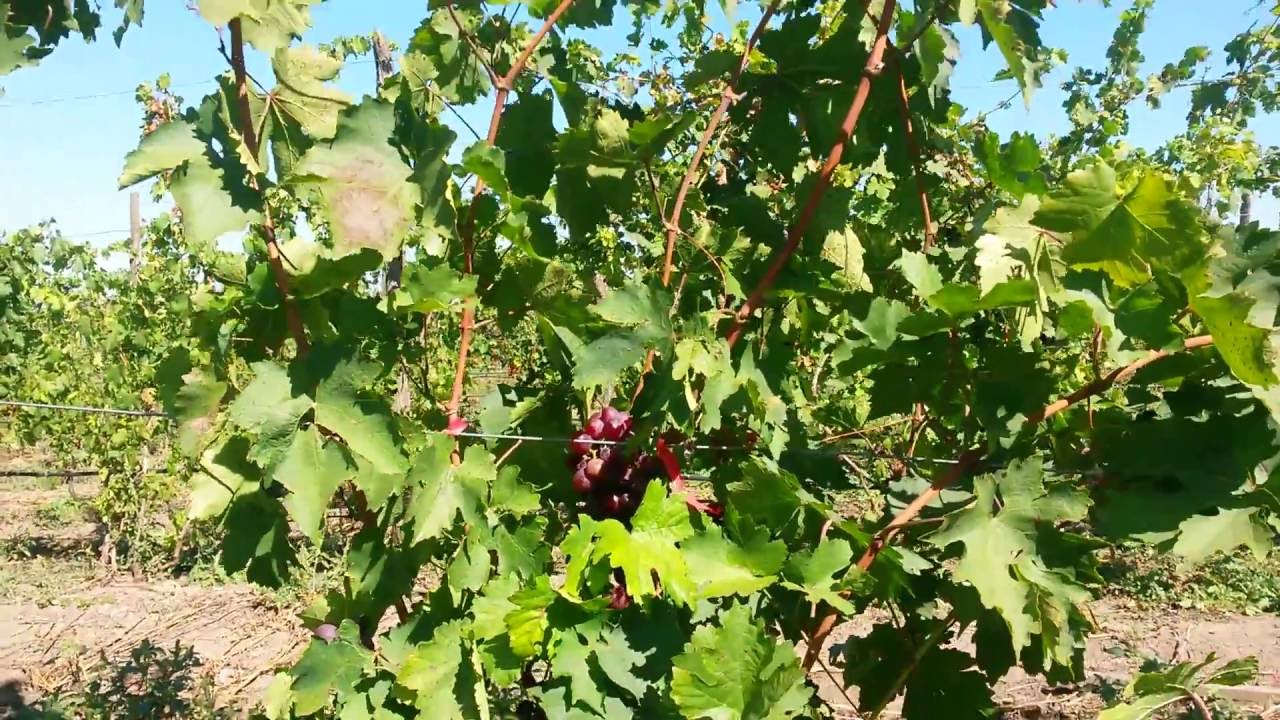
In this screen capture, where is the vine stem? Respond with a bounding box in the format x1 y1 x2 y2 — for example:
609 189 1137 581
1188 692 1215 720
227 19 309 356
866 612 957 719
890 53 935 249
659 0 780 287
799 334 1215 671
725 0 897 347
630 1 780 402
445 0 576 420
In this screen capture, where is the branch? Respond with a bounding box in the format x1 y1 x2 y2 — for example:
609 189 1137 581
800 334 1215 670
227 19 309 357
889 51 935 249
445 0 500 87
445 0 576 420
659 0 781 288
725 0 897 347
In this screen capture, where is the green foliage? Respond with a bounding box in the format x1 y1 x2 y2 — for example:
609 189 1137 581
5 0 1280 717
1099 653 1257 720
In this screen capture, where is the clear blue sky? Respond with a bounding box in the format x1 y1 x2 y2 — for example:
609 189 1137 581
1 0 1276 249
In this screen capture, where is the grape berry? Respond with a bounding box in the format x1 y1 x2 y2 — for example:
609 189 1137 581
566 406 665 521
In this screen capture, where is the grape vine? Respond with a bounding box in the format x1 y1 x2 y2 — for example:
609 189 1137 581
3 0 1280 717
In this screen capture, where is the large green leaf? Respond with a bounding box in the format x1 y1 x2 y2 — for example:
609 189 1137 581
227 361 313 469
117 119 206 187
273 426 350 541
290 99 420 260
1034 165 1206 286
270 45 351 140
670 603 812 719
928 459 1091 670
312 348 407 475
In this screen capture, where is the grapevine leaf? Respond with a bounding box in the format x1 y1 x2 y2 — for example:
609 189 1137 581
227 361 313 470
1187 283 1278 386
221 489 295 587
190 436 258 520
591 282 672 337
406 438 494 544
1170 507 1272 569
395 621 469 714
782 538 859 614
461 141 509 196
670 603 812 719
496 90 557 198
271 45 352 140
169 148 262 247
173 368 226 457
117 119 206 187
290 621 374 715
843 624 997 718
313 348 407 475
567 482 695 602
274 426 351 542
198 0 318 52
290 99 421 260
680 524 786 601
928 459 1090 666
975 0 1047 103
393 262 477 314
852 298 911 350
1033 165 1205 286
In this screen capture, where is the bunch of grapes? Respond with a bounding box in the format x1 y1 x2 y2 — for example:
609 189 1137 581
566 406 666 520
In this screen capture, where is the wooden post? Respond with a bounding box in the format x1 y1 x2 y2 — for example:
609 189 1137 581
129 191 142 283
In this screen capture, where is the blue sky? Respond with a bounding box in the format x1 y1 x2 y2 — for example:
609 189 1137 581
0 0 1276 249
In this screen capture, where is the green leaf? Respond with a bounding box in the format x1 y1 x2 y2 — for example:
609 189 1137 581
565 482 695 602
928 459 1091 669
395 621 468 714
290 99 420 260
290 621 373 715
168 149 262 247
313 349 407 475
199 0 318 52
227 361 313 470
1035 166 1206 286
976 0 1048 103
1170 507 1273 569
460 141 509 196
570 331 652 390
271 45 352 140
782 538 859 614
681 524 786 601
118 119 206 187
406 438 494 544
670 603 812 719
393 263 477 314
173 368 226 457
221 489 295 586
1188 287 1278 386
274 426 351 541
592 281 673 335
190 435 258 520
898 250 943 300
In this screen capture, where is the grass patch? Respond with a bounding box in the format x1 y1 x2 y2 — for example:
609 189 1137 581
1101 545 1280 615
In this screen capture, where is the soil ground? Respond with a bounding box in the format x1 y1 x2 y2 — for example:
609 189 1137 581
0 476 1276 718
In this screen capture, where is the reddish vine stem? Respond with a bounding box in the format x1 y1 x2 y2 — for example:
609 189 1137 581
659 0 780 287
630 0 781 402
445 0 576 420
227 19 309 357
890 53 935 249
726 0 897 347
799 334 1216 671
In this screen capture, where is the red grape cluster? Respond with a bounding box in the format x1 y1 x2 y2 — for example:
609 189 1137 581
567 406 665 519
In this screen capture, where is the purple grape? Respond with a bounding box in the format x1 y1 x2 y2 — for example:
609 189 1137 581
570 432 594 456
313 623 337 643
601 493 624 515
572 468 593 494
584 457 605 479
609 583 632 610
601 406 622 426
586 416 606 438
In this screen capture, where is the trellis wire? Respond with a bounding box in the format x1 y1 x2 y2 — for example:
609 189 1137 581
0 399 169 418
0 398 956 466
